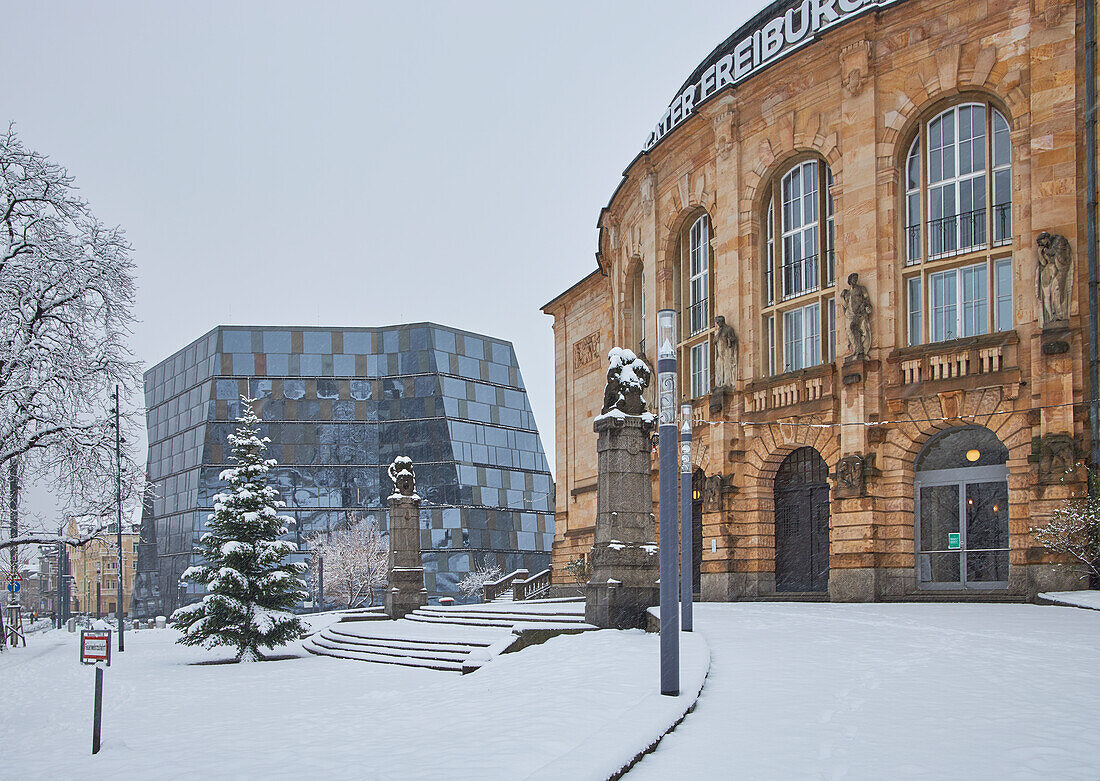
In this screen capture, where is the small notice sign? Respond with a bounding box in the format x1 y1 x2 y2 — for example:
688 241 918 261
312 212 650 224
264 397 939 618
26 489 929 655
947 533 961 550
81 630 112 666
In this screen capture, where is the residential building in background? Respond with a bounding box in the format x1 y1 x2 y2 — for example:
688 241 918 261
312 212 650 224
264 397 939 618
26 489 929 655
65 519 139 617
135 323 554 617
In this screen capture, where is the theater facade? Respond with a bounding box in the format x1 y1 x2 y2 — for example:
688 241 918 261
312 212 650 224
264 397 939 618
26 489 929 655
543 0 1096 601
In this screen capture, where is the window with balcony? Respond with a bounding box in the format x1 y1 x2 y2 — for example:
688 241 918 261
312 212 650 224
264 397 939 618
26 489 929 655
904 102 1013 346
762 159 836 374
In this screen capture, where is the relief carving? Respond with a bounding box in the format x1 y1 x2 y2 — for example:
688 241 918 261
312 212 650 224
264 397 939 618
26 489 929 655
573 332 602 374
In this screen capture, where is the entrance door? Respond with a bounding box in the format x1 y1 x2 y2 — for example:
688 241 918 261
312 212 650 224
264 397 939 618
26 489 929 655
915 426 1010 589
692 470 703 596
774 447 830 592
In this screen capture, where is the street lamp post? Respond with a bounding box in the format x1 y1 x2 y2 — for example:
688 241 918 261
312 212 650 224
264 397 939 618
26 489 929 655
656 309 680 696
113 385 125 651
96 563 101 620
680 403 694 632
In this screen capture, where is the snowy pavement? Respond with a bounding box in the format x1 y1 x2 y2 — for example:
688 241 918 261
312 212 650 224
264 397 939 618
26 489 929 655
627 602 1100 780
2 619 707 780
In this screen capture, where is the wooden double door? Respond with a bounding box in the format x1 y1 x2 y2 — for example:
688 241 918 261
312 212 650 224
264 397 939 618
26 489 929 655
774 447 830 592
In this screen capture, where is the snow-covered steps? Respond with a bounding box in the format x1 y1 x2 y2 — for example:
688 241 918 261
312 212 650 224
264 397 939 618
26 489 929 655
304 598 595 673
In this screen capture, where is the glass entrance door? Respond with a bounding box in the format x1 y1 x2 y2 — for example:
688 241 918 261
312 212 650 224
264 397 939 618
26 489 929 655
916 466 1009 588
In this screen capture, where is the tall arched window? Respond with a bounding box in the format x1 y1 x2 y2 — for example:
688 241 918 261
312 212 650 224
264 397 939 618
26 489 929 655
903 102 1013 346
762 159 836 375
677 213 714 398
627 262 646 359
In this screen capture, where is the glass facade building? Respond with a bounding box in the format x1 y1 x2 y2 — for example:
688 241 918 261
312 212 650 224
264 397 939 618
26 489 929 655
134 323 554 617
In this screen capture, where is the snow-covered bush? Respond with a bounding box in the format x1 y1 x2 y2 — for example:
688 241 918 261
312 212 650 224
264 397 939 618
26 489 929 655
1032 472 1100 581
309 515 388 608
564 555 592 592
458 556 504 600
170 400 307 661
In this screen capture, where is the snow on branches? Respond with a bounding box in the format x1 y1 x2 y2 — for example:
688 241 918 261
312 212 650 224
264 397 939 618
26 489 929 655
309 513 388 608
0 124 144 525
1032 472 1100 581
170 400 307 660
457 555 504 600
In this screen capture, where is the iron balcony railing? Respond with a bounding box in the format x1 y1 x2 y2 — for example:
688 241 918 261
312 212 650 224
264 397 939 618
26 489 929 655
687 298 709 336
909 204 1013 263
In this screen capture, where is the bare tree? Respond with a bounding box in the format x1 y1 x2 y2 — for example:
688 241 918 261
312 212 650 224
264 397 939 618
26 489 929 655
457 555 504 600
310 515 388 608
0 123 144 556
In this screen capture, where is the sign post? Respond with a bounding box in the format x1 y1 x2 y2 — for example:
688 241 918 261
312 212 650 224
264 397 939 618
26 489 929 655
81 629 111 755
656 309 680 696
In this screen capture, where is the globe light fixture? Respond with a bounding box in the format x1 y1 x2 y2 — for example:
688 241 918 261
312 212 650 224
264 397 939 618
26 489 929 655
966 449 981 462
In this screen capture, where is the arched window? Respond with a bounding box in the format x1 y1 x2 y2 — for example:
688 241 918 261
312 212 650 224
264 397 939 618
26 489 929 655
627 262 646 359
762 159 836 375
903 102 1013 346
677 213 714 398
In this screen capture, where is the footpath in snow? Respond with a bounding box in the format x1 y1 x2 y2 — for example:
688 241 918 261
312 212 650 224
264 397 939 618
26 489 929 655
628 602 1100 781
2 616 707 780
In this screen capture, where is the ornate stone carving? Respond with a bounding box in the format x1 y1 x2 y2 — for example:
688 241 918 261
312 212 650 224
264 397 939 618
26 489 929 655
573 332 602 373
841 272 873 359
600 347 652 416
713 315 739 388
702 474 724 512
1039 0 1067 27
1037 231 1072 326
836 455 865 497
841 40 872 98
1038 433 1076 483
387 456 416 497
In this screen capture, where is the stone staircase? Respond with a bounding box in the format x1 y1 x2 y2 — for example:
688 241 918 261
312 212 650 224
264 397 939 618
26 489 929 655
304 597 592 673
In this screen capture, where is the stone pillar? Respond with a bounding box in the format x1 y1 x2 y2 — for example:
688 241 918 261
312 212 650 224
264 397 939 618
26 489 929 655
585 414 660 629
385 495 427 619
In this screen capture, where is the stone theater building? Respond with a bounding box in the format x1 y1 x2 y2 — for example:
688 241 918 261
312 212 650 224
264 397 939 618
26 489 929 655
544 0 1097 601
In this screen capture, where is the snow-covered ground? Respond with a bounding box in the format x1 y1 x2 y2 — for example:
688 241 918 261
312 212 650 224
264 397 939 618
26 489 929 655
6 603 1097 779
1039 589 1100 610
2 617 707 780
629 602 1100 780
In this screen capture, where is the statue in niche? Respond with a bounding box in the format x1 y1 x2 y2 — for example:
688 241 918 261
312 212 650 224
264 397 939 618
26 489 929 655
388 456 417 497
713 316 739 388
1036 231 1072 326
600 347 652 416
841 273 873 359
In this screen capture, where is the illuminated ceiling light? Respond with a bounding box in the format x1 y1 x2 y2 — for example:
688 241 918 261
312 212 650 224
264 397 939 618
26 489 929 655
966 449 981 462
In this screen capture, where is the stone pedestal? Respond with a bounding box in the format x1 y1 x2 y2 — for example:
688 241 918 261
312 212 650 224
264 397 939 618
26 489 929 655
385 495 427 619
585 414 660 629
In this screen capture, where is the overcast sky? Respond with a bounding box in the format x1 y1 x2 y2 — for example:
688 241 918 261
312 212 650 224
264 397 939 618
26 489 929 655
6 0 760 524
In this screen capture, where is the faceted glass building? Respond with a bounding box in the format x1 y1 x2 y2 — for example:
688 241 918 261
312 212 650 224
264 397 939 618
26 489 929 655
134 323 554 616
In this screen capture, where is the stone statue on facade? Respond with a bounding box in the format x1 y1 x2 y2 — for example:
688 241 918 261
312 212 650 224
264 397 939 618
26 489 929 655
841 272 872 359
600 347 651 416
836 455 865 497
1037 231 1072 326
1038 433 1077 483
387 455 417 498
713 315 739 388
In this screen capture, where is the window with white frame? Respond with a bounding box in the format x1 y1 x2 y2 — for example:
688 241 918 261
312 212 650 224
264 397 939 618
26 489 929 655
690 342 710 398
677 212 715 401
762 159 835 375
903 100 1014 346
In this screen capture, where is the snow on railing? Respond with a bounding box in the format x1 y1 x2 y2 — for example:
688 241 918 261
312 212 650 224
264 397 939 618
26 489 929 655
513 568 552 601
483 569 529 602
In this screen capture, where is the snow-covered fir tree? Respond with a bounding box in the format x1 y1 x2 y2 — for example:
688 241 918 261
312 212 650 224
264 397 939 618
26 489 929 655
170 400 307 661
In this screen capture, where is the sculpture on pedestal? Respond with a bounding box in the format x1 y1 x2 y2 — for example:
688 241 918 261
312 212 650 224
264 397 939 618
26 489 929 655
713 315 739 388
1037 231 1072 326
841 273 872 359
587 348 660 630
384 455 427 619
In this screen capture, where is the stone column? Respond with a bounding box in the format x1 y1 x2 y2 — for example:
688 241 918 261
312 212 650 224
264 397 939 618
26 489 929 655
585 414 660 629
385 495 427 619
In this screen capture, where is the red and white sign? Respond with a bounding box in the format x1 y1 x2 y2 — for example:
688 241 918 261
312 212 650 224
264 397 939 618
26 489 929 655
81 631 111 664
